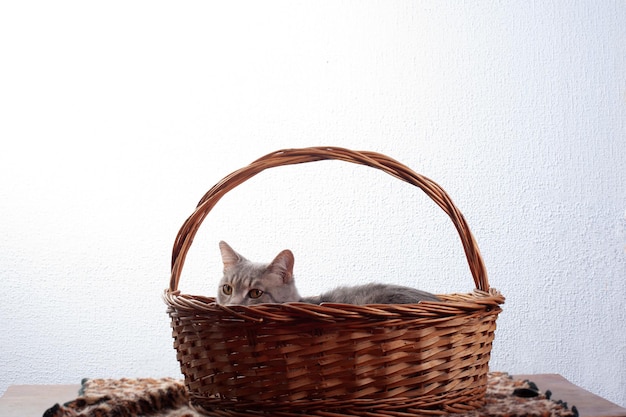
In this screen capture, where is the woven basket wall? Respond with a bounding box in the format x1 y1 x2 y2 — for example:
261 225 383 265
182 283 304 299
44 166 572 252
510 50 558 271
164 147 505 417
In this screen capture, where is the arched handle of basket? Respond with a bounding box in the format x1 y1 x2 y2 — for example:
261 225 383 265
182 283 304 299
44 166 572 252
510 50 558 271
169 146 489 293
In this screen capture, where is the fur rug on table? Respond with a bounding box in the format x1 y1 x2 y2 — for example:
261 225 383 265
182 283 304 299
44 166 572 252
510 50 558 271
43 372 578 417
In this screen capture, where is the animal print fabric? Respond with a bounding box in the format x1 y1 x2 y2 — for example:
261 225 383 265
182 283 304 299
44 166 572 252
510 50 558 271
43 373 577 417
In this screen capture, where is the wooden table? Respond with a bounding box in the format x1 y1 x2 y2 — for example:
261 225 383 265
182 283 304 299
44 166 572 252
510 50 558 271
1 374 625 417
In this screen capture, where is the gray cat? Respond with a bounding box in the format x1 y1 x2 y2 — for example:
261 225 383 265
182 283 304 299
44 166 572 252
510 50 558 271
216 241 440 306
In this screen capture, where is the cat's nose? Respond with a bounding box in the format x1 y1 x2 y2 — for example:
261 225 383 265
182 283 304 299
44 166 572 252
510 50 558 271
227 296 245 305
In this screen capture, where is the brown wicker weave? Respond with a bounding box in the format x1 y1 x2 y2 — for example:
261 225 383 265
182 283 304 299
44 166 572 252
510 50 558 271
164 146 505 416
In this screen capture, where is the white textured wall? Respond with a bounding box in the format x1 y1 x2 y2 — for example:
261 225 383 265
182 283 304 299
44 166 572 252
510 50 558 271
1 0 625 408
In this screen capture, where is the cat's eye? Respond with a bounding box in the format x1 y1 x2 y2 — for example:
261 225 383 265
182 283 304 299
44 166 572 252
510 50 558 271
222 284 233 295
248 289 264 299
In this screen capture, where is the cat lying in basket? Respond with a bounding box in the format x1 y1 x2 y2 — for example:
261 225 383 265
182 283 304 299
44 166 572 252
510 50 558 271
217 241 440 306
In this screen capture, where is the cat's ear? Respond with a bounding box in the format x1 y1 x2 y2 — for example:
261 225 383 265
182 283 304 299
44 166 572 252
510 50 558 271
219 241 243 269
268 249 294 283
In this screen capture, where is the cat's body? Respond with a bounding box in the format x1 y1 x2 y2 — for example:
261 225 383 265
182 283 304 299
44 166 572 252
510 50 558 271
299 283 439 305
216 241 440 306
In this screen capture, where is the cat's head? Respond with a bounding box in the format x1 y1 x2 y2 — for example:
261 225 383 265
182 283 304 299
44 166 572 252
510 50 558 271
216 241 301 306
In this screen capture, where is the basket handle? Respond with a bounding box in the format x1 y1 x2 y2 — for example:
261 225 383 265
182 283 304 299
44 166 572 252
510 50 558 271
169 147 489 293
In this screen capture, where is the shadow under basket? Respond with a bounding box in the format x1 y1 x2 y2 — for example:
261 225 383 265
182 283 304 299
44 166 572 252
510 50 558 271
164 147 505 416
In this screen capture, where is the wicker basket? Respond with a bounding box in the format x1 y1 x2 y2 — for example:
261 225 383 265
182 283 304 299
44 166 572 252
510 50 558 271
164 147 505 416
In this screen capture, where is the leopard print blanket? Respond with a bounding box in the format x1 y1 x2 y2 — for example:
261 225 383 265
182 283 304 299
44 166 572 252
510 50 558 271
43 372 577 417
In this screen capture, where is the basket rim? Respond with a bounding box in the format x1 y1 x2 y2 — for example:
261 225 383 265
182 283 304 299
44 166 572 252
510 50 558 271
164 288 504 322
168 146 492 296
